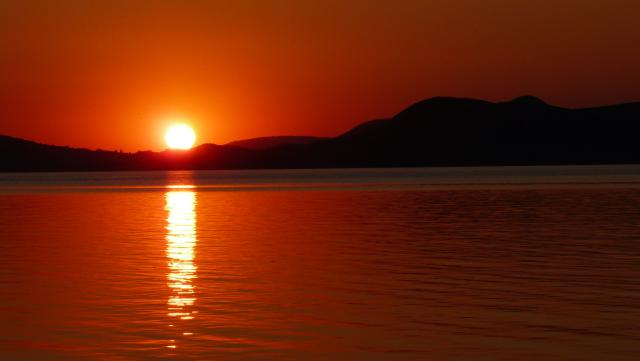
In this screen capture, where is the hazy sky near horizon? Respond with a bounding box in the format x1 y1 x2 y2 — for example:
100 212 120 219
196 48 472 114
1 0 639 151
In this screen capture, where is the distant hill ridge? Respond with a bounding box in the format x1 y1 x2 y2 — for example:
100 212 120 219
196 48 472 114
225 136 323 150
1 96 639 171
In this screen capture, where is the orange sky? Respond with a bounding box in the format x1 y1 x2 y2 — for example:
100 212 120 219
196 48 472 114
1 0 639 151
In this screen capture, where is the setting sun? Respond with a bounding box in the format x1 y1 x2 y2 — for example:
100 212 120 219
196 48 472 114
165 124 196 150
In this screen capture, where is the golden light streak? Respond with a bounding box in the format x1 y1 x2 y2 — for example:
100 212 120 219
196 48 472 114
165 190 198 348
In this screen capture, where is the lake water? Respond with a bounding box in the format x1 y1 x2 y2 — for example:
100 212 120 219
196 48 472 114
1 166 639 360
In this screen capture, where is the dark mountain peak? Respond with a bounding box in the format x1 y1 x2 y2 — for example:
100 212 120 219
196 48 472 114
340 119 390 138
508 95 548 106
396 97 493 119
225 136 322 150
191 143 221 152
415 96 491 107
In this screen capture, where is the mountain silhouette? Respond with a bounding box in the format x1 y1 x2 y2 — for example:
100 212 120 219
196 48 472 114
1 96 639 172
225 136 324 150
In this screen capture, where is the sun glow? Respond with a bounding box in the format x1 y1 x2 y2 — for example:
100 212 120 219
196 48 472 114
165 124 196 150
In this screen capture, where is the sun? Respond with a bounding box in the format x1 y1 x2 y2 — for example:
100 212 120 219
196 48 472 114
165 124 196 150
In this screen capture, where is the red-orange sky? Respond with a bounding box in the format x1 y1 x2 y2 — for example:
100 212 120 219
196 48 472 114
1 0 639 151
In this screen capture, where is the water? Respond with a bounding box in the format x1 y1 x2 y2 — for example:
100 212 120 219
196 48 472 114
1 166 639 360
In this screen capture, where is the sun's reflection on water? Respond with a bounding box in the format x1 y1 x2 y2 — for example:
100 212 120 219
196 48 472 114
165 189 197 348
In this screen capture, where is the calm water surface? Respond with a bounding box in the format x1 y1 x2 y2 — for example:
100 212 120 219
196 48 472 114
1 166 639 360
